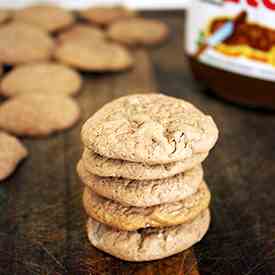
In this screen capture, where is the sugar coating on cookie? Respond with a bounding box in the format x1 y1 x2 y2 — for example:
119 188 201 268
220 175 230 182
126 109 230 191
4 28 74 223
81 94 219 164
54 40 133 72
57 23 105 43
79 6 136 26
14 5 75 32
87 209 210 261
0 132 28 181
83 181 210 231
78 160 203 207
0 94 80 136
82 149 208 180
0 22 54 65
1 63 82 97
108 18 169 46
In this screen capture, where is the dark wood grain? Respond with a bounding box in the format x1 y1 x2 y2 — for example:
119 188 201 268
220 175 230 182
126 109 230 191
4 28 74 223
1 11 275 275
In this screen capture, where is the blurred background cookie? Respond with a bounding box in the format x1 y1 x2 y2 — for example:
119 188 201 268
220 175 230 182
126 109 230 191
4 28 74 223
108 18 169 46
0 94 80 136
79 6 136 27
0 131 28 181
0 22 54 65
13 5 75 33
0 10 11 24
57 23 105 43
1 62 82 97
54 40 133 72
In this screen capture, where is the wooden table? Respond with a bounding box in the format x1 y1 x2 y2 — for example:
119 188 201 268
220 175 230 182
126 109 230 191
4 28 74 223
0 11 274 275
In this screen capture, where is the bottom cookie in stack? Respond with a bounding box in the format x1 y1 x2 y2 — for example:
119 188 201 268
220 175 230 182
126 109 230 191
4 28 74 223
87 209 210 262
78 160 211 261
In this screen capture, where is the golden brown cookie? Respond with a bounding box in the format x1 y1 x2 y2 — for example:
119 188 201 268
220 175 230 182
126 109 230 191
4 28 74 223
108 18 169 46
87 209 210 261
0 22 54 65
0 94 80 136
81 94 219 164
83 181 210 231
81 149 208 180
0 10 11 24
14 5 75 32
54 40 133 72
0 131 28 181
57 23 105 43
1 62 82 97
78 160 203 207
79 6 136 26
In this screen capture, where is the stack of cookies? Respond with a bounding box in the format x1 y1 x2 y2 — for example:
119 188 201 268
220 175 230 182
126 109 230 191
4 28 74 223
77 94 219 261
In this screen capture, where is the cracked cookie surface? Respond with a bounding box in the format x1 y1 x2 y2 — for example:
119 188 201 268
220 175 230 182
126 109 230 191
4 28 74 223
81 94 218 164
83 181 210 231
81 149 207 180
87 209 210 261
78 160 203 207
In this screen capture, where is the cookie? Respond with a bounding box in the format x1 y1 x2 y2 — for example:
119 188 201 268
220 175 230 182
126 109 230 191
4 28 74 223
57 23 105 43
14 5 75 32
79 6 136 26
81 94 219 164
0 22 54 65
0 10 11 24
83 181 210 231
54 40 133 72
1 62 82 97
108 18 169 46
87 209 210 261
0 94 80 136
78 160 203 207
0 131 28 181
82 149 208 180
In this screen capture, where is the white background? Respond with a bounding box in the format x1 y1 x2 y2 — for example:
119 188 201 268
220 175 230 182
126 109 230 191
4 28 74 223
0 0 190 9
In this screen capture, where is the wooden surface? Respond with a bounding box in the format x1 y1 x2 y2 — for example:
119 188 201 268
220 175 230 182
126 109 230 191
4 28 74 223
0 11 275 275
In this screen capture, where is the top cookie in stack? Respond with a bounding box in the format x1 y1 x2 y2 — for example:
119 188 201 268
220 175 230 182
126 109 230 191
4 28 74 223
78 93 219 261
81 93 218 166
